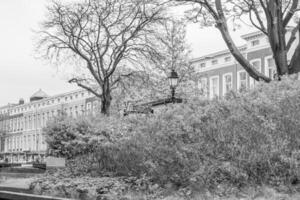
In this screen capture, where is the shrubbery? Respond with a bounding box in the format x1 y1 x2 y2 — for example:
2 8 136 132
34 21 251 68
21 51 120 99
44 76 300 189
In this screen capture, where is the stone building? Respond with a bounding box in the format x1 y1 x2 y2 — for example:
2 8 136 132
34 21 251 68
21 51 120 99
191 30 297 98
0 89 98 163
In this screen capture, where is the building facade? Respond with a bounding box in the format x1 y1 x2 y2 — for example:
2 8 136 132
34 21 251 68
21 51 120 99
191 31 297 98
0 89 98 163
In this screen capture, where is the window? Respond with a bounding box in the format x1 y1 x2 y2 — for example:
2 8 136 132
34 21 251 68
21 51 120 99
237 70 247 90
223 73 233 95
200 63 206 68
198 77 208 97
265 56 276 79
28 135 32 151
93 102 98 109
24 117 27 130
37 114 41 127
20 136 22 151
224 56 231 62
251 39 260 46
81 105 85 114
42 113 45 126
75 106 78 116
87 102 92 111
32 135 36 150
65 97 68 101
29 116 32 129
249 59 261 88
209 76 219 98
212 59 218 65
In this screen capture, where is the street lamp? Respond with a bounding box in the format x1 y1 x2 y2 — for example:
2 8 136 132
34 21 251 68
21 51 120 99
168 69 179 103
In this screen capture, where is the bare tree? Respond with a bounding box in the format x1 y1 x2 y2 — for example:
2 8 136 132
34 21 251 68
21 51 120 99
37 0 166 115
150 19 196 98
175 0 300 82
111 19 195 113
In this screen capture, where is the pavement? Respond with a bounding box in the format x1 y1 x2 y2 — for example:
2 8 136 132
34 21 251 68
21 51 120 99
0 177 34 193
0 166 43 193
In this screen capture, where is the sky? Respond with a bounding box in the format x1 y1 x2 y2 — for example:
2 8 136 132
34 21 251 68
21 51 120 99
0 0 248 106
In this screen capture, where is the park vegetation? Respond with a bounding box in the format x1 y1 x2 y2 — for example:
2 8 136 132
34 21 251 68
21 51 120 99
37 76 300 199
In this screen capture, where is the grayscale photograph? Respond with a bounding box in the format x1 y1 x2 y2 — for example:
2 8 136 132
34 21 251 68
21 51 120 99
0 0 299 199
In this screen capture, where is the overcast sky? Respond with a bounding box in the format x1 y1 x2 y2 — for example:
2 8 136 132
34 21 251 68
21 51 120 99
0 0 249 106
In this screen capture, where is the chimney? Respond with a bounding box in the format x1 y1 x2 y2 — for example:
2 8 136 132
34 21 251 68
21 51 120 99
19 98 25 105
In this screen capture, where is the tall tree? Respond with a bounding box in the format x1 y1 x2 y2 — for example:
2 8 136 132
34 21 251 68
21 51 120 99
37 0 165 115
176 0 300 82
124 20 195 102
148 19 196 98
113 19 195 113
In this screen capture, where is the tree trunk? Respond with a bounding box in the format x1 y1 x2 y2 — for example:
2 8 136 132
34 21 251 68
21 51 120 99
101 95 112 115
288 26 300 74
214 0 271 82
100 80 112 115
288 46 300 74
266 0 289 76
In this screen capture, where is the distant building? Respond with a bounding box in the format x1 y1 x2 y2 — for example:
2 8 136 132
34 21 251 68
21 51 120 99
191 30 298 98
0 89 99 163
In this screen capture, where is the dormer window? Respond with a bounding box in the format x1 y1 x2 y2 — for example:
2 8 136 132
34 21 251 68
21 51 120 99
225 56 231 62
200 63 206 68
251 39 260 46
212 59 218 65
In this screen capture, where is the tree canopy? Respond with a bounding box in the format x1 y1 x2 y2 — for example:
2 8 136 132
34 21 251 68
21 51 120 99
37 0 167 115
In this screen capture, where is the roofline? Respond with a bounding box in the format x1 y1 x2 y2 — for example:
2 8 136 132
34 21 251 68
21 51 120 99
241 27 295 41
0 88 89 110
240 31 265 40
190 44 247 63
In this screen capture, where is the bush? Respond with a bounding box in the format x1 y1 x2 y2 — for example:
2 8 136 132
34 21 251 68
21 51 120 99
44 76 300 188
44 115 95 158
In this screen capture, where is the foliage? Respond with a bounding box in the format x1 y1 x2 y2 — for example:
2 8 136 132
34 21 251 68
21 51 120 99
45 76 300 189
44 115 95 158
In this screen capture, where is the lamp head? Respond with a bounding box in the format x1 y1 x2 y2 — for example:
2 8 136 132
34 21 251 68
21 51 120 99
168 69 179 89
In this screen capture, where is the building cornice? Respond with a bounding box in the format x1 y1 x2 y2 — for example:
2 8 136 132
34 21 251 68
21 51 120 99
190 45 247 63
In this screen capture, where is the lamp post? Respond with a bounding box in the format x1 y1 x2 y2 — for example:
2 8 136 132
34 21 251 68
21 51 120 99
168 69 179 103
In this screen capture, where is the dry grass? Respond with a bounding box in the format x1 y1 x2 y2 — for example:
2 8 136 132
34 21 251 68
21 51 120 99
155 186 300 200
120 186 300 200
